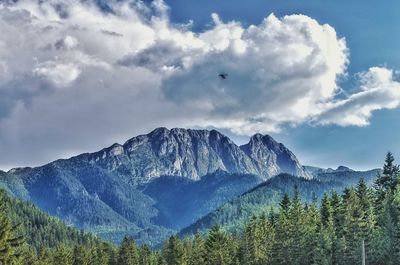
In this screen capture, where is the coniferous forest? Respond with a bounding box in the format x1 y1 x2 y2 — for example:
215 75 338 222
1 153 400 265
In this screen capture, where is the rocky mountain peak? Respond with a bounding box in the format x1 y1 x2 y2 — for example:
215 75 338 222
85 128 311 182
335 166 354 172
147 127 172 138
241 133 312 179
247 133 281 149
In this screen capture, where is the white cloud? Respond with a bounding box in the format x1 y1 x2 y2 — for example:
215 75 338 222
33 61 81 87
159 13 349 134
316 67 400 126
55 35 79 50
0 0 399 168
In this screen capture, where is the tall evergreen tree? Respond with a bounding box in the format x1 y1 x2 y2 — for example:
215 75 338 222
204 226 232 265
287 185 305 265
356 179 376 243
163 235 187 265
139 244 156 265
303 193 326 265
53 245 73 265
272 195 291 265
72 245 90 265
243 214 274 265
375 152 400 204
280 192 290 215
118 237 139 265
0 194 24 265
320 193 333 228
189 233 206 265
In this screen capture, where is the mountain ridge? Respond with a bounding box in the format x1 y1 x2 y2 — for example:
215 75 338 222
6 127 312 181
0 127 313 244
180 167 381 236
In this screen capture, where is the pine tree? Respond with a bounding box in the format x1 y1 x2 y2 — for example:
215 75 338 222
118 237 139 265
244 213 274 265
372 153 400 264
303 193 326 265
89 243 112 265
163 235 187 265
189 233 206 265
268 206 277 225
272 196 291 265
340 186 376 264
320 193 333 228
287 185 305 265
139 244 155 265
53 245 73 265
375 152 400 205
204 226 232 265
72 245 90 265
375 190 400 265
18 246 38 265
315 192 335 264
243 215 257 265
36 246 51 265
330 190 346 265
280 192 290 215
0 194 24 265
391 182 400 262
356 178 376 259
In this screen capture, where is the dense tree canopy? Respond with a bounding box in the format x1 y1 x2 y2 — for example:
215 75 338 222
0 153 399 264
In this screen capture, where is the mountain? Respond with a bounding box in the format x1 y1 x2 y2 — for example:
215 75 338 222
179 174 340 236
0 189 99 251
180 166 381 235
85 127 311 182
304 165 380 185
0 127 310 245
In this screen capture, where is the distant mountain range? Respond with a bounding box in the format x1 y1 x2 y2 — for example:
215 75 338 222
0 127 380 245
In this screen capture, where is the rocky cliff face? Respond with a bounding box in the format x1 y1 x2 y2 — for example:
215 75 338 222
241 133 312 179
0 127 312 245
85 127 311 183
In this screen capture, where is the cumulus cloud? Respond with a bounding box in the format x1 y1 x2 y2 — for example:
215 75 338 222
0 0 399 168
33 61 81 87
159 13 349 134
316 67 400 126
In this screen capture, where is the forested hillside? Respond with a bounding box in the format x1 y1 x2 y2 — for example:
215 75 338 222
0 128 310 245
0 189 99 251
1 153 399 264
180 174 342 235
180 166 380 235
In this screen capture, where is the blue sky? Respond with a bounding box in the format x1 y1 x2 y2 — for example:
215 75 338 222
0 0 399 170
163 0 400 169
164 0 400 73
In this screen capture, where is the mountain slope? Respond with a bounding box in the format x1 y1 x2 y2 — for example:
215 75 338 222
83 127 311 182
0 189 99 251
241 134 311 179
309 166 380 185
180 167 381 235
179 174 340 235
142 172 261 229
0 127 309 244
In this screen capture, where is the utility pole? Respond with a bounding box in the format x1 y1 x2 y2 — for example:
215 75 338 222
362 239 366 265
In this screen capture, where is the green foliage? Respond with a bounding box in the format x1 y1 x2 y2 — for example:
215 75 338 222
118 236 139 265
188 233 206 265
204 226 235 265
1 154 400 265
0 189 98 250
0 193 24 264
162 235 187 265
180 174 345 236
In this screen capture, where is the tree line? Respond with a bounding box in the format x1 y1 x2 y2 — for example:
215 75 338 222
1 153 400 264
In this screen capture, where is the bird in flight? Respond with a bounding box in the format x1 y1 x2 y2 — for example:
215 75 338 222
218 73 228 79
